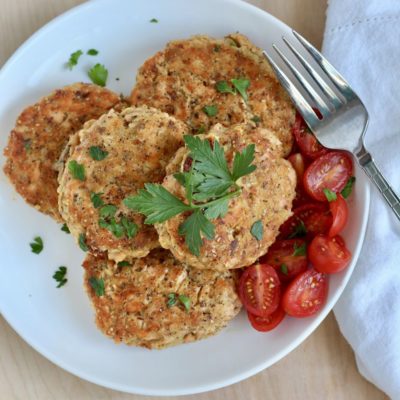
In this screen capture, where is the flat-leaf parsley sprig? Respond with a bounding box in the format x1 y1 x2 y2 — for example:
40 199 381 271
124 135 256 256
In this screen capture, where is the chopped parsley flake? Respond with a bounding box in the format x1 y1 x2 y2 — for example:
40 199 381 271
167 293 177 308
30 236 43 254
250 220 263 241
251 115 261 123
293 242 307 257
88 63 108 87
215 80 236 95
120 216 138 239
78 233 89 252
68 160 85 181
178 295 191 312
53 266 67 288
288 220 307 239
99 204 117 218
87 49 99 56
61 223 70 234
231 78 250 103
202 105 218 117
280 264 288 275
89 277 105 297
89 146 108 161
166 293 191 311
117 261 130 267
323 188 337 202
66 50 83 69
24 139 32 151
90 192 104 209
341 177 356 199
150 18 158 23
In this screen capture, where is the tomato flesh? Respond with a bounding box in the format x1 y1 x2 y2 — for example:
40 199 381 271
309 234 351 274
328 194 348 237
238 264 281 317
260 239 308 282
282 269 328 317
247 306 285 332
292 112 328 159
304 151 353 201
279 203 332 240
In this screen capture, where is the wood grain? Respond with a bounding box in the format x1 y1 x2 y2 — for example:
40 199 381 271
0 1 388 399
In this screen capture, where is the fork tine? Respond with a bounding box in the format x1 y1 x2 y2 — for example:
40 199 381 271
263 50 319 130
281 36 343 110
272 44 331 118
292 30 355 102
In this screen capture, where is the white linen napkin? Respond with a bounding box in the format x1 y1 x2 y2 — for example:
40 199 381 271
323 1 400 398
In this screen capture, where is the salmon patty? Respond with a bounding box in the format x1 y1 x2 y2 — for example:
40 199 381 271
58 106 186 261
3 83 124 221
156 123 296 271
131 33 295 155
83 249 241 349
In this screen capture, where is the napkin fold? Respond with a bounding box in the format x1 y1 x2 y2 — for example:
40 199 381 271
323 0 400 398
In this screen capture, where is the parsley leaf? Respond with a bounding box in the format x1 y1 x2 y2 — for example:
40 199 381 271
231 78 250 103
215 80 236 95
120 216 138 238
203 105 218 117
89 277 105 297
124 183 192 224
204 199 229 219
53 266 67 288
250 220 263 241
87 49 99 56
150 18 158 23
117 261 130 267
178 210 215 256
30 236 43 254
178 295 191 312
232 143 256 180
323 188 337 202
99 204 117 218
88 63 108 87
90 192 104 208
251 115 261 123
61 223 70 234
341 176 356 199
68 160 85 181
280 264 288 275
66 50 83 69
293 242 306 257
79 233 88 252
99 218 125 238
89 146 108 161
167 293 177 308
288 220 307 239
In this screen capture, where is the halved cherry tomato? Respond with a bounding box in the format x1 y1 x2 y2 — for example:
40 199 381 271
260 239 308 282
292 112 328 159
238 264 281 317
328 194 348 237
309 234 351 273
247 306 285 332
279 203 332 240
288 153 306 182
282 269 328 317
304 151 353 201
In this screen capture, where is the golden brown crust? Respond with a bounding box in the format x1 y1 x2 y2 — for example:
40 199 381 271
58 106 187 261
3 83 124 221
156 123 297 271
83 249 242 349
131 33 295 156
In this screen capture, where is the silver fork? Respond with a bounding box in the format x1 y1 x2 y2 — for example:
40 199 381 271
263 30 400 221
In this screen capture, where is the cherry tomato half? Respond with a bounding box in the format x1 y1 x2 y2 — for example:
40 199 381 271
260 239 308 282
304 151 353 201
238 264 281 317
309 234 351 274
282 269 328 317
247 306 286 332
292 112 328 159
279 203 332 240
328 194 348 237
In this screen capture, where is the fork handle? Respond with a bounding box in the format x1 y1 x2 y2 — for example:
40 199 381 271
357 150 400 221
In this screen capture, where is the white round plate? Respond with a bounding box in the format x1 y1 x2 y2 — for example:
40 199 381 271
0 0 370 396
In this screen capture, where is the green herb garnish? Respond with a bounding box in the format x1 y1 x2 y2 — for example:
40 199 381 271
166 293 191 311
231 78 250 103
202 105 218 117
281 264 288 275
89 277 105 297
150 18 158 23
89 146 108 161
117 261 130 267
99 204 118 218
87 49 99 56
251 115 261 123
30 236 43 254
90 192 104 209
61 223 70 234
178 295 191 312
341 177 356 199
215 80 236 95
78 233 88 252
293 242 306 257
120 216 138 239
323 188 337 202
288 220 307 239
53 266 67 288
250 220 263 241
68 160 85 181
67 50 83 69
124 135 256 256
88 63 108 87
24 139 32 151
167 293 177 308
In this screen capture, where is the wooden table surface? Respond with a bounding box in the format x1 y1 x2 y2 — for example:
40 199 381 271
0 1 388 399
